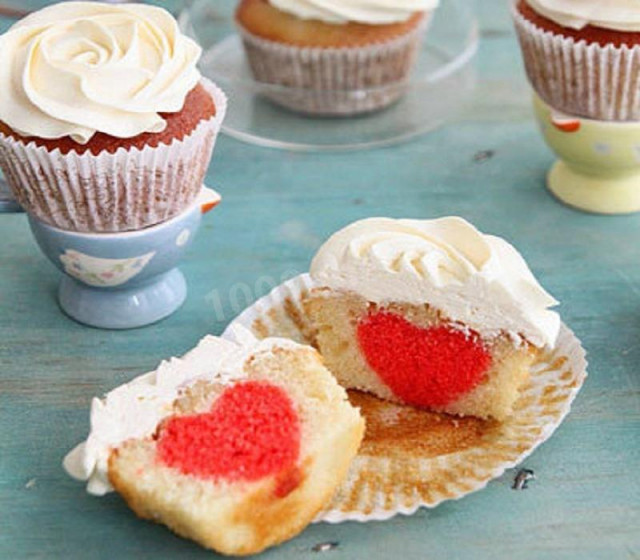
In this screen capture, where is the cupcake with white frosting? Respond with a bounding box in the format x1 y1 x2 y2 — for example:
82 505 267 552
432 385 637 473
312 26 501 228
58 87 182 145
513 0 640 121
63 333 364 555
303 217 560 421
235 0 439 115
0 2 227 232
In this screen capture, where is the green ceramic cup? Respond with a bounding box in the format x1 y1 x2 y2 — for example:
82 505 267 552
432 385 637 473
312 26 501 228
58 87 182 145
533 93 640 215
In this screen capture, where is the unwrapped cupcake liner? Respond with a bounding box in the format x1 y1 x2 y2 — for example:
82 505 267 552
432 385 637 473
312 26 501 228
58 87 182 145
237 18 430 116
222 274 588 523
0 79 227 233
513 6 640 121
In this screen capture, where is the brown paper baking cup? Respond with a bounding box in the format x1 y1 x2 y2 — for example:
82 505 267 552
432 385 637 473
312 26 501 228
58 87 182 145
0 79 227 233
513 6 640 121
223 274 588 522
237 18 429 116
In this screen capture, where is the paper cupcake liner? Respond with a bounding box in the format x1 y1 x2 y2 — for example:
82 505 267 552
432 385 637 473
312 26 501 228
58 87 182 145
513 6 640 121
222 274 588 523
0 79 227 233
237 18 429 116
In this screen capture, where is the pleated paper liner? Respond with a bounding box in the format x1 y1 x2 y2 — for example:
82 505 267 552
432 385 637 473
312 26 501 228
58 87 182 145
512 4 640 121
236 18 429 116
222 274 588 523
0 79 227 233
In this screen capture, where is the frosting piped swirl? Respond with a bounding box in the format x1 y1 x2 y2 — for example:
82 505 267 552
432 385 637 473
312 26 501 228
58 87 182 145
310 217 560 348
269 0 439 25
0 2 202 144
525 0 640 32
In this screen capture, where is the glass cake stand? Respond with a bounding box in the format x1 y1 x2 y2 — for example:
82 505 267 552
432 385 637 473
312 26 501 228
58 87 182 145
0 0 138 19
180 0 478 151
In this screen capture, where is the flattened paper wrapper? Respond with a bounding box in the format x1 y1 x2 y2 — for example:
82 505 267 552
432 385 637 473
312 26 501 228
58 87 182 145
222 274 588 523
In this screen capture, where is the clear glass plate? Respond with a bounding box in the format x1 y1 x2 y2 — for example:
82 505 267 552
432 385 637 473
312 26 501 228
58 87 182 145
181 0 478 151
0 0 143 20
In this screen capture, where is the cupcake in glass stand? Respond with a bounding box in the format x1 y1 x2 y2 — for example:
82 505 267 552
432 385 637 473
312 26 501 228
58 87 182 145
235 0 440 116
512 1 640 214
0 2 227 232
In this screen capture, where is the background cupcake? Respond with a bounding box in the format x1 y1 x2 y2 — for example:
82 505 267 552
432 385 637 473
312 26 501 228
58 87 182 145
235 0 439 115
513 0 640 121
0 2 227 233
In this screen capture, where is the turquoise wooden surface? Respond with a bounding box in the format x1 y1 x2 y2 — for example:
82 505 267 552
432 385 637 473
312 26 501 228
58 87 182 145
1 3 639 559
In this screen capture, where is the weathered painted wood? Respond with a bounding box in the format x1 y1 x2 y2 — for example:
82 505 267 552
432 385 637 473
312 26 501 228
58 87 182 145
1 2 639 559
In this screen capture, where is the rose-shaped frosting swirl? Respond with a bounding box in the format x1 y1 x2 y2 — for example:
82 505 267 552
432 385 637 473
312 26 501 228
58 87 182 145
310 217 560 347
269 0 439 25
526 0 640 32
0 2 202 143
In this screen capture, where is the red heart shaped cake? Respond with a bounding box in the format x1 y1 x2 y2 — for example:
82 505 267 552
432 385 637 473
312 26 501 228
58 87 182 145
71 335 364 556
357 312 492 408
156 381 302 483
304 217 561 420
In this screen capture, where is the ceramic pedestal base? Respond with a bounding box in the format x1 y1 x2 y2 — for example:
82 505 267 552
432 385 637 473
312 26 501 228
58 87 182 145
27 187 220 330
548 161 640 215
58 269 187 330
533 93 640 215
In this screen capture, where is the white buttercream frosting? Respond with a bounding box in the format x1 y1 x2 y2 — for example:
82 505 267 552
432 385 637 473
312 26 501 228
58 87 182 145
0 2 201 143
269 0 439 25
63 331 303 496
525 0 640 32
310 217 561 348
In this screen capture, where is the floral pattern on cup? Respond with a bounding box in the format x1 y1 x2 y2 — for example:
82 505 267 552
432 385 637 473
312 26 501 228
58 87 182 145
59 250 156 287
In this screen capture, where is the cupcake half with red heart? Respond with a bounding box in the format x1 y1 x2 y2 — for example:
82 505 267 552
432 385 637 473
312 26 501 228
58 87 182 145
0 2 227 232
303 217 561 421
64 334 364 556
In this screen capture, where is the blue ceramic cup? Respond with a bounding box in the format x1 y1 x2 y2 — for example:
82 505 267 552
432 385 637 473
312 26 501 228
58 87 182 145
2 180 220 329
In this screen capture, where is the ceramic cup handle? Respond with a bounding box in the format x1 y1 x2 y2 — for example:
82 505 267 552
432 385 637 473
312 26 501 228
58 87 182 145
0 175 23 213
198 187 222 215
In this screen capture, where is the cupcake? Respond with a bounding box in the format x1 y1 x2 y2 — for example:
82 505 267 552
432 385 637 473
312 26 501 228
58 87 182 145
64 334 364 555
303 217 560 420
513 0 640 121
0 2 227 233
235 0 439 115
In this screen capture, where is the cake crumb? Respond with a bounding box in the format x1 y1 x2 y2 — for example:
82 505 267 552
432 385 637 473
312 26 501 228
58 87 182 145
312 542 339 553
473 150 495 163
512 468 535 490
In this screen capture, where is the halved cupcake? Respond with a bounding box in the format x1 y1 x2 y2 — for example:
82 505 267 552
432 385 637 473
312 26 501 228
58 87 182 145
235 0 439 115
513 0 640 121
64 335 364 556
303 217 560 421
0 2 227 232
